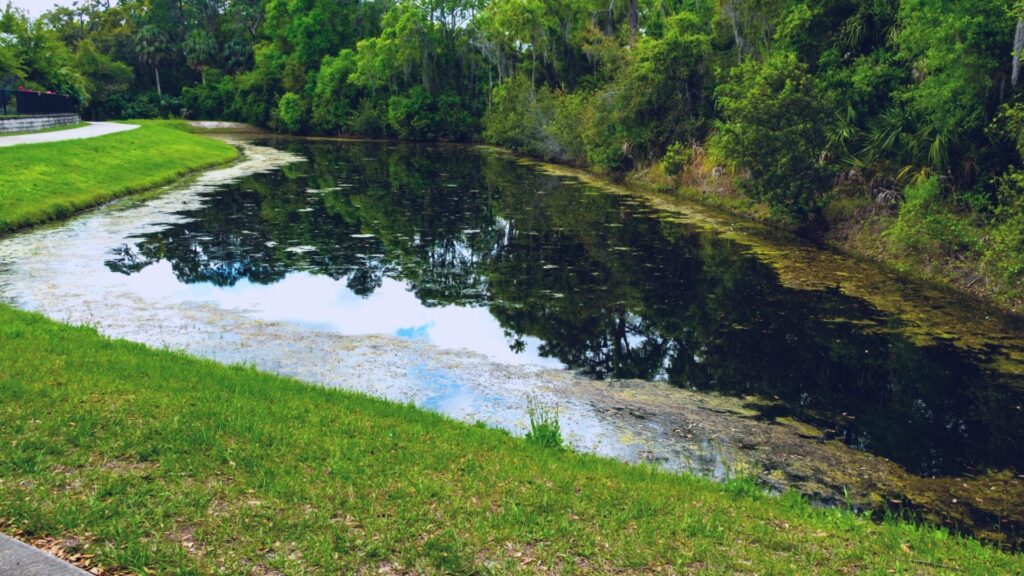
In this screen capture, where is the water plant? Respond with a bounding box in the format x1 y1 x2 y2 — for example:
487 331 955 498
524 399 564 450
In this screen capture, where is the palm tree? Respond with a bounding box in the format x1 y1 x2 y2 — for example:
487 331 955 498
184 29 217 85
135 25 169 97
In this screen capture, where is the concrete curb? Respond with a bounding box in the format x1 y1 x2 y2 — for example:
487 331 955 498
0 121 138 148
0 533 91 575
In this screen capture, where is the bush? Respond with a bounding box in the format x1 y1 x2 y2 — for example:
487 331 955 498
180 71 236 120
887 176 978 256
273 92 306 133
434 93 478 141
387 87 433 140
986 213 1024 290
581 90 628 172
124 93 160 118
610 13 711 163
483 74 556 156
348 98 388 137
661 142 692 177
110 92 181 119
713 52 833 224
311 50 358 133
388 86 476 141
982 170 1024 297
549 90 589 164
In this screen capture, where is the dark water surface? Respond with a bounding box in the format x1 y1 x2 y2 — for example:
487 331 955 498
99 139 1024 478
4 138 1024 541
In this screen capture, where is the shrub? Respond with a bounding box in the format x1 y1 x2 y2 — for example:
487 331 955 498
483 74 557 156
713 52 833 224
388 86 476 141
311 50 358 133
180 71 236 120
982 169 1024 297
887 176 978 256
434 92 478 141
582 90 628 172
273 92 306 134
661 142 692 177
114 91 181 119
986 213 1024 290
549 90 589 164
348 98 388 137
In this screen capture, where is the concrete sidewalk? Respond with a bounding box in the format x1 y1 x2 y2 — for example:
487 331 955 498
0 122 138 148
0 533 90 575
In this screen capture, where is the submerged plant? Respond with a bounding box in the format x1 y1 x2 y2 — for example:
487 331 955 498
525 399 564 450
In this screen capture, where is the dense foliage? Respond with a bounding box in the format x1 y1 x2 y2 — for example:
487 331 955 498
5 0 1024 296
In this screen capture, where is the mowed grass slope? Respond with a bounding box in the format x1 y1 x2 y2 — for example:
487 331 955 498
1 305 1021 575
0 120 238 233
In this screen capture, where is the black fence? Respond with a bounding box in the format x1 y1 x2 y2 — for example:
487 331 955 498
0 88 76 116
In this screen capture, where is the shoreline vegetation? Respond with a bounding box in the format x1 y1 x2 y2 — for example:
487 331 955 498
7 0 1024 308
624 160 1024 318
0 120 1021 574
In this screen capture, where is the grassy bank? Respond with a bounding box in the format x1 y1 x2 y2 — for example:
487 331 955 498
0 120 238 233
0 305 1021 574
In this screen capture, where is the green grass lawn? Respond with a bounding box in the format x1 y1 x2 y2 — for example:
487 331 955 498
0 305 1021 575
0 120 238 233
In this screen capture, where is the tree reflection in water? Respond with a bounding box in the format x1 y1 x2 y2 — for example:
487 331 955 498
105 139 1024 479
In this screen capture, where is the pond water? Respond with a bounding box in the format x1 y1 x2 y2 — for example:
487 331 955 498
2 138 1023 544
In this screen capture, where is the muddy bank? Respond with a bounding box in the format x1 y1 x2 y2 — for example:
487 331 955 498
570 377 1024 546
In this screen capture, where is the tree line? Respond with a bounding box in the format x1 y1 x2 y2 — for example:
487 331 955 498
3 0 1024 297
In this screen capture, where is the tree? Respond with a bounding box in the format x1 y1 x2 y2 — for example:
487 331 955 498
311 49 358 132
895 0 1009 184
135 25 169 96
183 29 217 84
0 37 23 86
714 52 832 224
76 39 132 117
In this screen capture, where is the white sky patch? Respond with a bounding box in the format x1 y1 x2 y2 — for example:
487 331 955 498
8 0 85 19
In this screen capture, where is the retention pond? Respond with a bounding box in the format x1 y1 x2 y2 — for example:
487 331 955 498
2 137 1023 546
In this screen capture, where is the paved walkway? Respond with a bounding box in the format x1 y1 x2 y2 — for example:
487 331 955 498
0 533 90 575
0 121 138 148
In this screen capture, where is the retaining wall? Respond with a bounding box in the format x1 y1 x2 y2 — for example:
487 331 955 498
0 114 81 134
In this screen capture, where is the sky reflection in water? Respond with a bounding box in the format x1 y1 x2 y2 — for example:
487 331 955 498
16 138 1024 480
121 262 561 368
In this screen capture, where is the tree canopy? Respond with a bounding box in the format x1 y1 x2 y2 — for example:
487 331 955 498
6 0 1024 283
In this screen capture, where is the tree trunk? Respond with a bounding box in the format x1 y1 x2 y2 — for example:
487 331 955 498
420 41 432 94
725 2 744 63
629 0 638 45
154 66 162 97
531 46 536 86
1014 19 1024 88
